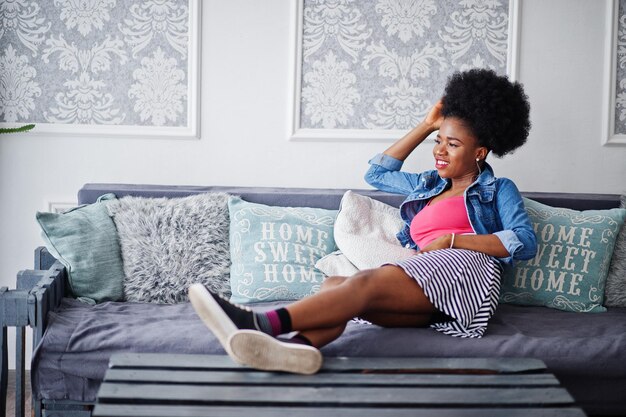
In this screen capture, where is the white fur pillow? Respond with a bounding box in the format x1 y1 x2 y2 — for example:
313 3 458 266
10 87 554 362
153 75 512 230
333 190 415 270
107 193 231 303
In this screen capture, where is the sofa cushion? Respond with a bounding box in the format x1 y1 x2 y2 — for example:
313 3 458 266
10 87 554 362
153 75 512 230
107 192 231 303
333 190 415 270
604 192 626 307
31 298 626 414
500 197 626 313
228 197 337 304
315 250 359 277
36 194 124 304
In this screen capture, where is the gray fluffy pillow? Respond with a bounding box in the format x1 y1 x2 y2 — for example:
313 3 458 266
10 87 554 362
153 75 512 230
604 193 626 307
107 193 231 303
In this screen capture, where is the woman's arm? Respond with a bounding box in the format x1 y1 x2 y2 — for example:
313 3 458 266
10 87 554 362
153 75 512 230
419 233 510 258
364 101 444 195
383 100 443 161
492 181 537 262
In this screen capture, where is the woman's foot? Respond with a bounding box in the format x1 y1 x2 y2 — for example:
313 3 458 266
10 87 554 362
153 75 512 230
188 283 322 374
188 283 253 354
228 330 322 375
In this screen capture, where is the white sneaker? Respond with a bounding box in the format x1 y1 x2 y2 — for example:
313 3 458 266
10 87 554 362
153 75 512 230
227 329 323 375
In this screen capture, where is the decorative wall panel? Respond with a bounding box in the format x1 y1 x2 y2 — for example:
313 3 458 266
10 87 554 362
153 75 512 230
604 0 626 145
291 0 519 141
0 0 200 138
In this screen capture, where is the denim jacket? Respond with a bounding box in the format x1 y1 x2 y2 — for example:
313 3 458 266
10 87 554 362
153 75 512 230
364 153 537 266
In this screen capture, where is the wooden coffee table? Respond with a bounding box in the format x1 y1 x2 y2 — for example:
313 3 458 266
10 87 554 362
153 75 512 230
93 353 585 417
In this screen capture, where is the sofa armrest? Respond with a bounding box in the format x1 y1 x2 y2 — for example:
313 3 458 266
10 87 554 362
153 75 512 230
34 246 58 271
18 260 67 345
1 253 67 417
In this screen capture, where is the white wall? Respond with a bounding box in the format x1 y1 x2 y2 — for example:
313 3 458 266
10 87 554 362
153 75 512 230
0 0 624 368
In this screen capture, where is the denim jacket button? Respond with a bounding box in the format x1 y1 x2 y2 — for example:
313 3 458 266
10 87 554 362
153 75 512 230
405 243 411 248
418 193 424 198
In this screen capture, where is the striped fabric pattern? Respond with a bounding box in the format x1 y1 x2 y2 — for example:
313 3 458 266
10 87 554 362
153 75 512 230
394 249 503 338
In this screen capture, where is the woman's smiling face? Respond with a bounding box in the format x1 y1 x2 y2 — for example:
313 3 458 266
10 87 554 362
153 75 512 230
433 117 488 180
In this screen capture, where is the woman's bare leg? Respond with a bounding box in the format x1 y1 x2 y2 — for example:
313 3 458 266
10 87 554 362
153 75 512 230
294 325 347 348
296 311 433 348
292 275 347 347
190 266 435 353
193 266 436 373
287 265 435 334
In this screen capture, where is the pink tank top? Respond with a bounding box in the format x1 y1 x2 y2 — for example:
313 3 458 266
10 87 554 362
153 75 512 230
409 196 475 249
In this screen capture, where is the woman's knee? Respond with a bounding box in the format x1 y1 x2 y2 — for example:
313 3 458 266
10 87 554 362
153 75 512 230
318 271 378 300
320 275 348 290
343 269 382 297
345 266 430 310
320 268 393 298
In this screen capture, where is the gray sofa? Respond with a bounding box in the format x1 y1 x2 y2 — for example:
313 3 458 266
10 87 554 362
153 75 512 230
3 184 625 417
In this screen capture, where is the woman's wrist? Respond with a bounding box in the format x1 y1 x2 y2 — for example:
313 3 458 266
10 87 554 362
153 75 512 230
446 234 511 258
418 120 438 135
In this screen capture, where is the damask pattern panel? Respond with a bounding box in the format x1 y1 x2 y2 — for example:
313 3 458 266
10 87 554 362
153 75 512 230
605 0 626 145
0 0 200 138
291 0 519 141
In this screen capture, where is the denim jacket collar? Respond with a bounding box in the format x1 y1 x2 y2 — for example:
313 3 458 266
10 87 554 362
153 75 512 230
435 162 496 194
474 162 496 186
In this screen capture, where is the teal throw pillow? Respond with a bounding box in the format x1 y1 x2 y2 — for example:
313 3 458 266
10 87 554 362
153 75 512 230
500 198 626 313
228 197 337 304
36 194 124 304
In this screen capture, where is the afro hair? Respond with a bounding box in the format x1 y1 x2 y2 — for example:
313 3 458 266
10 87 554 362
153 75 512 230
441 69 531 157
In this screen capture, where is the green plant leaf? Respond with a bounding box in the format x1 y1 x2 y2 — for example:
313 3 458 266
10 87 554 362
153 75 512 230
0 124 35 134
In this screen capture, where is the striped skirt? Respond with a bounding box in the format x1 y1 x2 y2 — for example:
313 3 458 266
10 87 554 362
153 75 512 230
393 249 503 338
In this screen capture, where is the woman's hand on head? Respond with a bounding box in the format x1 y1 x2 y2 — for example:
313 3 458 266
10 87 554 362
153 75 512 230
423 99 444 132
382 98 444 160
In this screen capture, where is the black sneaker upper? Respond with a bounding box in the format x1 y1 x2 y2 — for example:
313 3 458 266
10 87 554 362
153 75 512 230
209 289 256 330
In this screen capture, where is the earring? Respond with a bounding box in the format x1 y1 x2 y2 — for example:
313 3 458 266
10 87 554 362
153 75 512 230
475 158 482 175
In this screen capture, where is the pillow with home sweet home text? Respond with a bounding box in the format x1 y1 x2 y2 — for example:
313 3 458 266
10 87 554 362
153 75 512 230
500 197 626 313
228 197 337 304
